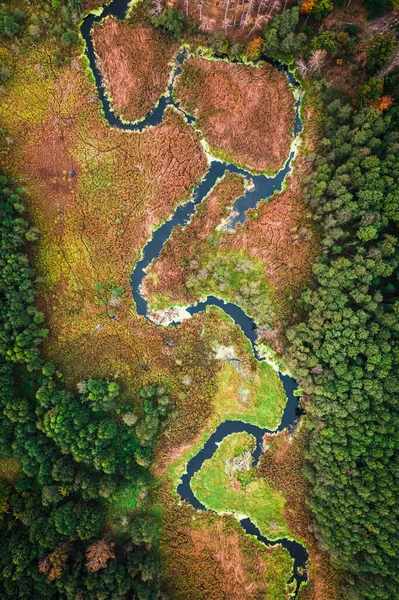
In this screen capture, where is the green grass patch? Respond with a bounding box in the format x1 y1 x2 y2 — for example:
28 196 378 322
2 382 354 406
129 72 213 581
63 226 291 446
164 307 287 494
212 359 286 429
191 432 290 540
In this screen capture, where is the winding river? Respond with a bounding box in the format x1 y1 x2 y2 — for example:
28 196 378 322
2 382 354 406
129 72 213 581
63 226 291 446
81 1 308 596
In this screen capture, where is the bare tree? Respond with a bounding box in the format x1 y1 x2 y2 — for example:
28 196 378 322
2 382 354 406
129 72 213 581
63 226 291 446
256 0 268 18
199 16 215 31
149 0 163 17
241 0 255 30
222 17 232 34
39 543 71 581
266 0 281 19
233 0 244 28
247 14 266 36
296 58 309 77
86 540 115 573
184 0 190 17
309 49 327 73
223 0 231 20
197 0 205 21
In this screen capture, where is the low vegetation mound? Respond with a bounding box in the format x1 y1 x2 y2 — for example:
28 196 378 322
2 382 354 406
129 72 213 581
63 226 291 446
92 17 178 121
174 56 295 172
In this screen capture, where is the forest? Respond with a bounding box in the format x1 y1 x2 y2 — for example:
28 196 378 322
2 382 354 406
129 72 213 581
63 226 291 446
0 0 399 598
0 174 167 598
287 99 399 599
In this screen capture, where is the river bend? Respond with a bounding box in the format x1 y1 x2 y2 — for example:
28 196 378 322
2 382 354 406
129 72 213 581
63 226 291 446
81 1 308 595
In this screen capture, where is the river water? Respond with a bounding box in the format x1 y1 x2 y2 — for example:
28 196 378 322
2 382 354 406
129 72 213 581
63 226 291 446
81 1 308 595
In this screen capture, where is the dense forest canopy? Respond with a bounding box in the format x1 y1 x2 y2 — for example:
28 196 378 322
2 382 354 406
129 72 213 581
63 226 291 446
286 100 399 600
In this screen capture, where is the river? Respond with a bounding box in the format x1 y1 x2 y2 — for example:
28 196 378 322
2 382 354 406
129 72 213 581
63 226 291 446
81 1 308 596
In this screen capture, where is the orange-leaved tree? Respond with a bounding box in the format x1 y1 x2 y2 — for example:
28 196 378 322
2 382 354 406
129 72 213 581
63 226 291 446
300 0 316 14
246 37 262 59
85 539 115 572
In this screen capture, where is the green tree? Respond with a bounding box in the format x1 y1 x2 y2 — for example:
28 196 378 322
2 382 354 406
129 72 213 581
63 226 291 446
60 29 78 47
152 8 185 39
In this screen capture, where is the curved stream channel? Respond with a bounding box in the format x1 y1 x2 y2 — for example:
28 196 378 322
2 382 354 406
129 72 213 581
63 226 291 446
82 1 308 595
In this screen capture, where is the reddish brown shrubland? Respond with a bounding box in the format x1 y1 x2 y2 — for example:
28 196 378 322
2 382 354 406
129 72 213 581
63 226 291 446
144 172 245 305
175 56 295 173
92 18 178 121
159 492 292 600
169 0 297 41
227 171 318 298
145 166 318 323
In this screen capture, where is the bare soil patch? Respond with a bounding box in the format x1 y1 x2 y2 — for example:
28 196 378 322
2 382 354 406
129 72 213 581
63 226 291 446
174 56 295 173
92 17 178 121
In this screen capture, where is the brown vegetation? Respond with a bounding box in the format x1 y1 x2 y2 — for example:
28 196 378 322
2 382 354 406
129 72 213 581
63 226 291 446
83 0 106 12
0 43 227 467
0 29 323 600
159 496 293 600
175 56 295 172
145 165 318 325
228 171 318 301
92 17 178 121
144 172 246 305
259 427 344 600
85 540 115 572
39 543 71 580
170 0 296 41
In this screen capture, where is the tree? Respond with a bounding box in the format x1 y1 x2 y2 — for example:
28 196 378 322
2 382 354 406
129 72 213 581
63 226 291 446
60 29 78 47
366 32 396 76
286 96 399 599
246 37 262 59
0 10 24 39
362 0 392 18
85 540 115 572
0 173 164 598
152 8 186 39
263 7 307 58
308 49 327 72
51 502 78 536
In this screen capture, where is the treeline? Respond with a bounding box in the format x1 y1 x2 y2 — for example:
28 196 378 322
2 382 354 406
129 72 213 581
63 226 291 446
284 94 399 597
0 173 165 598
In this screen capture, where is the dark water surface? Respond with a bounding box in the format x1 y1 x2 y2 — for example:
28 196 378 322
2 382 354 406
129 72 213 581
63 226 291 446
81 1 308 595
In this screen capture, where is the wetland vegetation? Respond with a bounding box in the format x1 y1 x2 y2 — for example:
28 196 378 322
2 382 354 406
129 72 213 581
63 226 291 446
0 0 399 599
